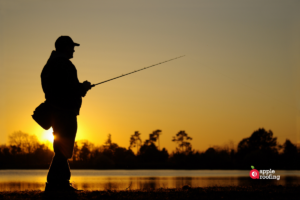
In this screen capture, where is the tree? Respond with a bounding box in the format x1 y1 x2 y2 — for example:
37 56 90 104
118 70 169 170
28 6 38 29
102 134 119 161
80 142 91 162
236 128 278 169
283 139 297 156
143 130 162 149
104 134 118 151
73 140 94 162
8 131 39 153
281 139 299 169
172 130 193 153
150 130 162 150
237 128 278 154
105 134 112 147
138 143 169 164
72 141 80 162
129 131 142 154
138 130 168 164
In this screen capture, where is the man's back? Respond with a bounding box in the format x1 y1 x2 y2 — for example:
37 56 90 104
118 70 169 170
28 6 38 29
41 50 87 115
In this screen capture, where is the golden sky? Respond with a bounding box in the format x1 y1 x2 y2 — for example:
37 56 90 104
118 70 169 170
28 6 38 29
1 0 300 152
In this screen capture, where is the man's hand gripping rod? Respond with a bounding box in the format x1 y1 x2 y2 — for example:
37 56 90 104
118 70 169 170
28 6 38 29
91 55 185 87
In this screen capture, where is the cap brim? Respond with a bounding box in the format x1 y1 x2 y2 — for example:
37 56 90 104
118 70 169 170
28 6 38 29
74 43 80 46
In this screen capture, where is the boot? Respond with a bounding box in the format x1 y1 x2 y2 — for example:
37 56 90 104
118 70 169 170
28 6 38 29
45 182 82 192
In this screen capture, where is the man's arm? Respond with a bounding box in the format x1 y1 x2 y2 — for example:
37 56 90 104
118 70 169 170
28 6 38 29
79 81 92 97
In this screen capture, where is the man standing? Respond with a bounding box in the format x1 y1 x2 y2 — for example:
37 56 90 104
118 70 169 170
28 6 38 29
41 36 92 191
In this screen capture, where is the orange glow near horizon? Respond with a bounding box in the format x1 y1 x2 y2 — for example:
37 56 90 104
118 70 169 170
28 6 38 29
40 128 54 150
1 0 300 152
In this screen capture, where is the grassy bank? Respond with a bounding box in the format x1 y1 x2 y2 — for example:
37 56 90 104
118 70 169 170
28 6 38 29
0 185 299 200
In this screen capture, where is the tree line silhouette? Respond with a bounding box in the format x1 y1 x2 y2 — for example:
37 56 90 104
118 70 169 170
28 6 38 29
0 128 299 169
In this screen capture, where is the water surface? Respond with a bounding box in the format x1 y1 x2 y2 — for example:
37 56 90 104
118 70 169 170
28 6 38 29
0 170 299 191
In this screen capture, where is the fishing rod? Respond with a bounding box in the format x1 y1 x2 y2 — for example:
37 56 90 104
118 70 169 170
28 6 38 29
91 55 185 87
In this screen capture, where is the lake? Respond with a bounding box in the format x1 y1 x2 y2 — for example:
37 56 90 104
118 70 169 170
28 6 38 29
0 170 300 191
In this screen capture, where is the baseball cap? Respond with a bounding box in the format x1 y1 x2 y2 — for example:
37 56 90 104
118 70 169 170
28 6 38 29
55 36 80 49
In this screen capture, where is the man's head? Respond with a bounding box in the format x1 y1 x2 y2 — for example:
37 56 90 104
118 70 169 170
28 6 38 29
55 36 80 59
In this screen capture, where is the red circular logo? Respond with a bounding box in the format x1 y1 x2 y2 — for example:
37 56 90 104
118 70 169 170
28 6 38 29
250 169 259 179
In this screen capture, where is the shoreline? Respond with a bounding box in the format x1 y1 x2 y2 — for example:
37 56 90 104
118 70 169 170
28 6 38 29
1 185 299 200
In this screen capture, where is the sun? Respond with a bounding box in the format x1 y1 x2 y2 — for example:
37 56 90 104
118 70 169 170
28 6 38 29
42 127 55 143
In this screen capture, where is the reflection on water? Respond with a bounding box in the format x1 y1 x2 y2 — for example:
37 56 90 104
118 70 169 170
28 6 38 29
0 182 45 191
0 170 300 191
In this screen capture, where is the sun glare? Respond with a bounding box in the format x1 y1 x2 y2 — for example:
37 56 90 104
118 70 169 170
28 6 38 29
42 127 54 143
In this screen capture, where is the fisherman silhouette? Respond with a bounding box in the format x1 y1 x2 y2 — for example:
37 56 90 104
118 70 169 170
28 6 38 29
35 36 92 191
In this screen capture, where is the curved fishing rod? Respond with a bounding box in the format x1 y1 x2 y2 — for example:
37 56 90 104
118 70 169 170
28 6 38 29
91 55 185 87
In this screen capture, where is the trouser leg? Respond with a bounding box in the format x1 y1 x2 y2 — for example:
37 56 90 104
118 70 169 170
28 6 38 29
47 150 71 183
47 110 77 184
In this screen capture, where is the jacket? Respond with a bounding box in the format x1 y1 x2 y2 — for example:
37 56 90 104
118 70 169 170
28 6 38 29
41 51 87 115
